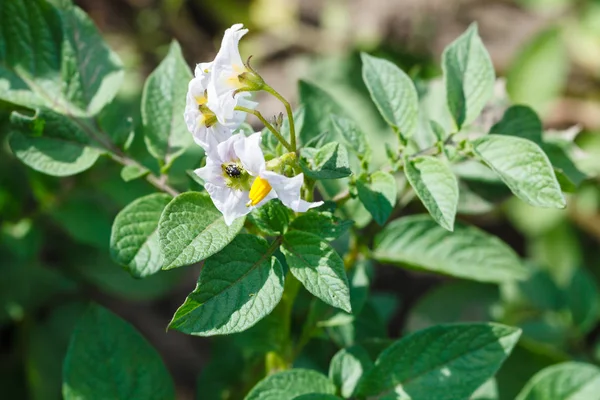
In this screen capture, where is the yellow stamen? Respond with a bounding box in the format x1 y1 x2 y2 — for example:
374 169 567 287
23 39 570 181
195 95 207 105
247 176 272 206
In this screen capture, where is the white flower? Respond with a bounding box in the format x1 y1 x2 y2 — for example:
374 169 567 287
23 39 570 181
184 62 232 149
206 24 257 128
195 132 322 225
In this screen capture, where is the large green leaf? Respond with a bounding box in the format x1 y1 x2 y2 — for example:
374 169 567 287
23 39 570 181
62 304 175 399
361 53 419 138
245 369 337 400
374 215 527 283
8 108 102 176
404 155 459 231
506 28 568 115
56 1 124 116
442 23 495 128
329 345 373 398
357 323 521 400
473 135 565 208
515 362 600 400
356 171 397 226
169 234 284 336
158 192 244 270
0 0 123 116
298 80 346 145
142 41 193 164
110 193 172 278
281 230 351 313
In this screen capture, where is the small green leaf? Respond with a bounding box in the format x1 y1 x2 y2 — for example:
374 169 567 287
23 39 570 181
110 193 172 278
491 105 543 143
542 141 587 191
245 369 337 400
282 230 351 313
142 41 193 164
158 192 244 269
247 199 292 236
516 362 600 400
374 215 527 283
430 120 447 141
302 142 352 180
290 211 353 242
120 164 149 182
8 108 102 176
62 304 175 400
331 115 371 161
357 323 521 400
169 235 284 336
442 23 495 128
329 345 373 398
404 155 459 231
356 171 397 225
473 135 565 208
360 53 419 138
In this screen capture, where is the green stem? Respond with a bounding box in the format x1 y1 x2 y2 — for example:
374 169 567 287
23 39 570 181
235 106 293 152
263 86 297 151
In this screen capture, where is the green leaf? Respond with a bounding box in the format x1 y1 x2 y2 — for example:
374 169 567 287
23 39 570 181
302 142 352 180
0 0 123 116
331 114 371 161
491 105 543 143
329 345 373 398
490 106 586 191
357 323 521 400
356 171 397 225
8 108 102 176
542 141 587 191
281 230 351 313
507 28 568 115
360 53 419 138
62 304 175 399
158 192 244 270
566 268 599 334
245 369 337 400
110 193 172 278
142 41 193 164
298 80 347 145
168 234 284 336
516 362 600 400
289 211 353 242
442 23 495 128
406 281 499 332
247 199 292 236
295 395 343 400
404 155 459 231
120 164 149 182
473 135 565 208
55 2 124 116
374 215 527 283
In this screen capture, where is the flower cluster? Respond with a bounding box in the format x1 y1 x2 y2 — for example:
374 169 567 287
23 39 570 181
184 24 322 225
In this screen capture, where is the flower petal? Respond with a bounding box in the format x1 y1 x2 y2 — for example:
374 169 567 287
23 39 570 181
205 183 251 226
262 171 323 212
234 132 265 175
